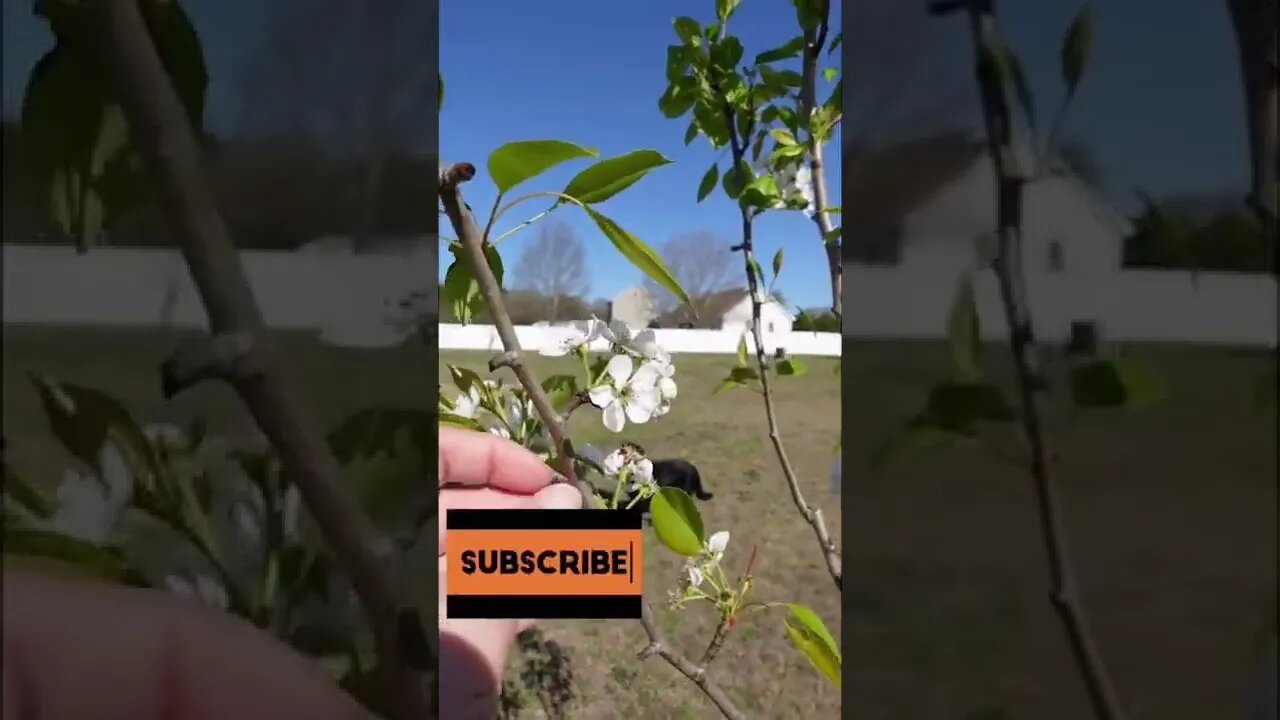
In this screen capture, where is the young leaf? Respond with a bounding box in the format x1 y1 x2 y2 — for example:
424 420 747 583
1004 45 1036 131
487 140 597 194
754 36 806 65
30 375 161 491
736 334 749 367
740 174 781 209
947 273 982 382
1068 356 1165 408
792 0 824 31
772 248 784 277
697 163 720 202
448 365 486 394
683 121 699 145
770 128 798 146
721 159 752 199
438 73 444 110
716 0 742 24
649 487 705 556
560 150 672 205
822 67 838 82
327 408 436 530
672 16 701 45
3 526 149 586
439 412 483 432
777 357 808 376
581 207 691 307
783 604 841 687
1060 3 1094 96
541 374 580 411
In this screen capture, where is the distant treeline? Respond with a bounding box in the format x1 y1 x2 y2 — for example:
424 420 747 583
2 121 436 250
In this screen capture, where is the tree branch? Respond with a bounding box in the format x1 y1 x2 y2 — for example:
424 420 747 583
952 2 1126 719
438 164 745 720
799 2 842 322
724 96 844 593
91 2 432 717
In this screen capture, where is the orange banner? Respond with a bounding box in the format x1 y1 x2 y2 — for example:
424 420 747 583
446 529 644 596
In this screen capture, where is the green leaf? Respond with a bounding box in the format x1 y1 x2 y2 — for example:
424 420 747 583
792 0 824 31
827 32 842 55
580 207 691 307
328 408 436 530
754 36 806 65
822 68 838 82
2 466 53 519
1060 3 1094 96
439 412 483 432
673 17 701 45
659 78 699 119
716 0 742 24
487 140 597 194
982 41 1035 131
741 174 781 209
772 248 784 277
438 73 444 110
21 1 207 251
736 335 749 367
649 487 705 556
666 45 692 83
541 374 580 411
710 36 744 72
3 525 149 586
770 128 798 146
926 381 1015 431
683 121 699 145
871 415 960 467
748 257 765 286
442 260 480 324
759 65 803 89
777 357 808 376
561 150 672 205
697 163 719 202
447 365 486 394
783 603 841 687
947 273 982 382
30 375 160 491
1069 357 1165 408
721 159 752 200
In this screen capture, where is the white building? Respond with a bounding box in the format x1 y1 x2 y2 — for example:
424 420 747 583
719 293 795 334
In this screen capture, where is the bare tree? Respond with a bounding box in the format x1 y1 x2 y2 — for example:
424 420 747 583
643 231 738 319
510 220 589 321
234 0 435 249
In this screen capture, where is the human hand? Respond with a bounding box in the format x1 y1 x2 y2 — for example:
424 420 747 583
436 427 582 718
1 428 580 720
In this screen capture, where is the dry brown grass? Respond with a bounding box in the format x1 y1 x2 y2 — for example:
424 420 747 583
6 327 1274 719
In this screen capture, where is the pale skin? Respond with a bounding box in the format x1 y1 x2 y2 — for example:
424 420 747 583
1 428 580 719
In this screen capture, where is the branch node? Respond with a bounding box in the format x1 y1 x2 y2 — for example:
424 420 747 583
489 350 521 372
439 162 476 188
159 332 261 399
636 642 661 660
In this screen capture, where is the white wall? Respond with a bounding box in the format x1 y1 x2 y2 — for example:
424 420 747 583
4 244 1276 349
439 323 840 356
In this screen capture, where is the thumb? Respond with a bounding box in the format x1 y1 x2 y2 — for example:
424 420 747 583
437 482 582 715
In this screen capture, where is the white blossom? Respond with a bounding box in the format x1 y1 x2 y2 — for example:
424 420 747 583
602 449 655 493
775 162 815 215
452 386 482 418
686 564 705 589
44 442 133 543
588 354 662 433
704 530 730 562
164 574 229 611
540 319 604 357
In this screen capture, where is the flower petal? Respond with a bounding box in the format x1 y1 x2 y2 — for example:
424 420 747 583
588 385 615 408
604 353 633 384
602 403 626 433
707 530 730 555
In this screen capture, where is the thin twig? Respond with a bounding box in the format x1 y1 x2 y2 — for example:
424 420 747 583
722 82 843 593
953 2 1126 719
799 0 841 321
91 3 432 717
438 164 746 720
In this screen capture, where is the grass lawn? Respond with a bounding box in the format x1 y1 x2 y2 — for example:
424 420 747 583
4 325 1274 719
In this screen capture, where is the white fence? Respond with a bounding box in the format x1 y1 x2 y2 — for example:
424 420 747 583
438 322 841 356
3 244 1276 349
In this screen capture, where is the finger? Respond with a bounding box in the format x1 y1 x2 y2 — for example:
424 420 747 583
438 483 584 555
439 427 552 494
2 569 363 720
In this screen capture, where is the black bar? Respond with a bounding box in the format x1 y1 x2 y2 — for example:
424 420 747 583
446 594 643 619
446 508 642 530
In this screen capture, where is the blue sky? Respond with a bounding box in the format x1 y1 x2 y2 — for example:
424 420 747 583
3 1 1252 309
439 1 843 310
